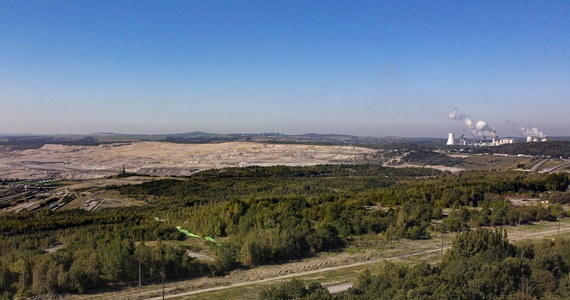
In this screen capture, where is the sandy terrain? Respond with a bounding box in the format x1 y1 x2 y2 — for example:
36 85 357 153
0 142 377 180
396 163 465 173
506 195 543 206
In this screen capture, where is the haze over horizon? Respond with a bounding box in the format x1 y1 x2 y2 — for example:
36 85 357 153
1 1 569 137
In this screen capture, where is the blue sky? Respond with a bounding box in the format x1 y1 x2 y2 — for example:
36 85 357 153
1 1 569 137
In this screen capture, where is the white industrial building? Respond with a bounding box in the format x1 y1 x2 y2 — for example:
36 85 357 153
446 132 516 147
527 136 548 142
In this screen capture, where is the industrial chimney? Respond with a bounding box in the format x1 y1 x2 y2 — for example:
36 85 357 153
446 133 456 145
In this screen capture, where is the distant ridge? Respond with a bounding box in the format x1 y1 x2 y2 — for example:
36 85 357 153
296 133 357 139
3 132 570 144
90 132 122 136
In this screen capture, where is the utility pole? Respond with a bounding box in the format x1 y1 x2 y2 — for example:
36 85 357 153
138 257 142 287
161 272 166 300
441 232 444 255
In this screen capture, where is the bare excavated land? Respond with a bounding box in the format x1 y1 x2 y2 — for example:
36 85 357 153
0 142 378 180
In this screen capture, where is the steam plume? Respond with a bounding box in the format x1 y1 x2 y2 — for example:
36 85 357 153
520 127 545 138
448 109 495 137
448 109 465 120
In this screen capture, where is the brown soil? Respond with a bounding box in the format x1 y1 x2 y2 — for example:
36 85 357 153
0 142 376 180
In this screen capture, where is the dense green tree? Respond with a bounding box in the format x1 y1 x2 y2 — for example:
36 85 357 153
263 231 570 300
1 165 568 297
545 173 570 191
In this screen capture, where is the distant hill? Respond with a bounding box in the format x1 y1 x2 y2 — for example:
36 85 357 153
2 132 569 153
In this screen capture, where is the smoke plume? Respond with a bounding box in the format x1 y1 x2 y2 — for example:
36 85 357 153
448 109 495 137
520 127 545 138
448 109 465 120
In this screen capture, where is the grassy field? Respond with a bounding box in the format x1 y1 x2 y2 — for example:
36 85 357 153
540 159 565 170
62 189 145 211
459 155 533 171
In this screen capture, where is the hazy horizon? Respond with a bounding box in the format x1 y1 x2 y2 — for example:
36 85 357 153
3 130 570 140
2 1 569 137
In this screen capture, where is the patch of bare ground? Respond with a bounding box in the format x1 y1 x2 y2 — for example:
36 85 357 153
0 142 377 180
395 163 464 173
505 195 543 206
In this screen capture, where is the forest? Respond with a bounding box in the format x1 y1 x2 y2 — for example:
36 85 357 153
260 229 570 300
0 165 568 298
401 150 463 167
377 141 570 163
467 141 570 159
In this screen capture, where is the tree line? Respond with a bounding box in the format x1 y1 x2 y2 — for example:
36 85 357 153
260 229 570 299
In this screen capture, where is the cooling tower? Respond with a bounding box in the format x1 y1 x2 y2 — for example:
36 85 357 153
446 133 456 145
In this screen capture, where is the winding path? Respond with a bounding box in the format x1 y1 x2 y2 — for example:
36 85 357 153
545 161 570 173
529 158 549 172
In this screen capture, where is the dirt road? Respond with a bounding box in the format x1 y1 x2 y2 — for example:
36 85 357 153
327 283 353 294
545 161 570 173
529 158 549 172
145 248 445 300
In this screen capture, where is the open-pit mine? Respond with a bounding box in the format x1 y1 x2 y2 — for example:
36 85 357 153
0 141 378 180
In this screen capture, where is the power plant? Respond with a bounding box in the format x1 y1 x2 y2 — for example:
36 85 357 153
446 131 515 147
446 131 548 146
447 109 548 146
526 136 548 143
